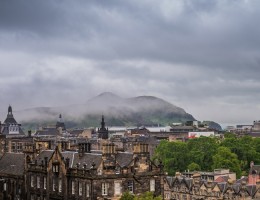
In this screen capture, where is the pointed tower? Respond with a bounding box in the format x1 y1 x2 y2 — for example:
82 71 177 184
56 114 66 131
98 115 109 139
4 105 17 124
1 105 24 135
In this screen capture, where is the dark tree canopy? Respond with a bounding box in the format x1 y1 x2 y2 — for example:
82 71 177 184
154 135 260 178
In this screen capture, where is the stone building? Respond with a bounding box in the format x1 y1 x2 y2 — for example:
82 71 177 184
0 152 26 200
164 174 260 200
26 142 164 200
0 105 29 154
0 139 164 200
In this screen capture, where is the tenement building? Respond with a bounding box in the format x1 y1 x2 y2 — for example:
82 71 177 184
0 141 164 200
164 173 260 200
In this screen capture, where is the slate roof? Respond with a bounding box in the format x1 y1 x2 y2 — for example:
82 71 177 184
166 175 259 198
4 115 17 124
69 129 84 136
0 153 25 176
35 150 55 163
35 149 134 170
116 152 133 167
247 185 257 197
232 183 241 194
166 176 175 186
35 150 103 170
184 178 193 189
35 127 59 136
217 182 228 192
1 126 25 135
3 106 18 125
63 151 102 169
236 176 248 184
135 136 159 145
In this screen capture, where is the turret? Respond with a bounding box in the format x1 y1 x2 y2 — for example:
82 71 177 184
98 115 109 139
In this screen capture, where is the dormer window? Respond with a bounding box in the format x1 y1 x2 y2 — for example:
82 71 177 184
52 161 59 174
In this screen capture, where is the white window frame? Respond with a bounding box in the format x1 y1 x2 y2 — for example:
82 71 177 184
53 179 56 191
79 182 83 196
36 176 40 189
31 176 35 188
59 179 62 193
86 183 90 197
150 179 155 192
102 183 108 196
165 193 170 199
43 177 46 189
114 181 121 195
72 181 75 195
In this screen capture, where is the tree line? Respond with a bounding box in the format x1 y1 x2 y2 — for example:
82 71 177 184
153 134 260 178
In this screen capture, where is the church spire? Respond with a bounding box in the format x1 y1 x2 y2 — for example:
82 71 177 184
8 105 12 115
98 115 108 139
101 115 105 130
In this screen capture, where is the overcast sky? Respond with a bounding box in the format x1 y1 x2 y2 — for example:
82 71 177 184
0 0 260 127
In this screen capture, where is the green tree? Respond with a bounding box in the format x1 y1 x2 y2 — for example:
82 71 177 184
212 147 242 178
134 192 162 200
187 137 219 170
120 191 135 200
221 136 260 173
187 162 201 171
154 140 189 175
224 132 236 139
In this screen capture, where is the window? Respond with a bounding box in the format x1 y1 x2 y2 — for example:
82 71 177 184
30 194 35 200
59 179 62 193
43 177 46 189
164 193 170 199
72 181 75 195
127 181 134 193
52 164 59 173
86 183 90 197
150 179 155 192
102 183 109 196
114 182 121 195
17 143 23 152
79 182 83 196
53 179 56 191
31 176 35 188
11 142 16 152
3 183 7 191
37 176 40 189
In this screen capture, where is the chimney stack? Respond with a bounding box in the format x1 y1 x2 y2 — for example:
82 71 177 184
28 130 32 137
65 158 70 169
78 142 92 157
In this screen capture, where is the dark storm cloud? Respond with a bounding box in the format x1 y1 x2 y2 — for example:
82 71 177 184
0 0 260 125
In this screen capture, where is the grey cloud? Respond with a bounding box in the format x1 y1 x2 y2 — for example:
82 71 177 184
0 0 260 125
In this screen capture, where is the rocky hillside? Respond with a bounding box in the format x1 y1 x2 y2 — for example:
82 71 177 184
16 92 195 130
